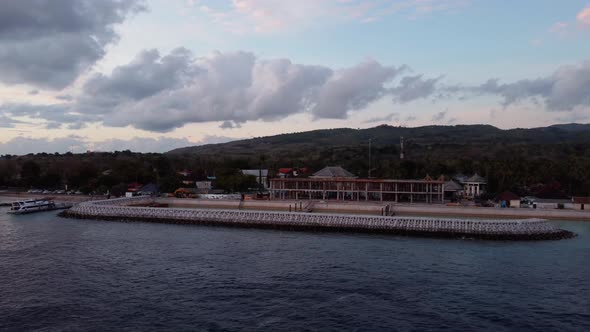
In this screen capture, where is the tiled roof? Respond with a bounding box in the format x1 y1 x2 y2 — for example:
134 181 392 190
312 166 356 178
241 169 269 177
573 197 590 204
444 180 464 191
466 173 487 183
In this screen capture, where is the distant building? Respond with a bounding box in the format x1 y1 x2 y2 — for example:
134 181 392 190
444 180 464 200
138 183 159 196
495 191 521 208
241 169 269 189
196 181 212 194
127 182 143 193
573 197 590 210
270 173 444 204
278 167 311 178
454 173 487 198
310 166 357 178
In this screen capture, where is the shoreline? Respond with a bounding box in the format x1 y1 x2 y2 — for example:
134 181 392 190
4 193 588 221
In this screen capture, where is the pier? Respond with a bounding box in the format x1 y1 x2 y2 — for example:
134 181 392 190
61 197 574 240
60 197 574 240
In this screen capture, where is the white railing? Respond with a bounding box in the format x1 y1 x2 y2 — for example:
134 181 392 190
66 197 568 238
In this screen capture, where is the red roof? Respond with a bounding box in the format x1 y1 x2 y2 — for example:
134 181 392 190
279 168 293 174
127 182 143 192
573 197 590 204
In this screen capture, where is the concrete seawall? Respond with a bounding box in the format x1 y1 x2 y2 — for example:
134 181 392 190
153 198 590 220
157 198 392 215
60 197 574 241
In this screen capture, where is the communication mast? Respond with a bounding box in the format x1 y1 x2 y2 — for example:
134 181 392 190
400 136 405 160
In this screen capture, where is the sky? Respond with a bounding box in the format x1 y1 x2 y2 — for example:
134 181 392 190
0 0 589 154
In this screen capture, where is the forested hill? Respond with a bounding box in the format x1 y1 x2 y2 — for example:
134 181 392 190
168 123 590 197
169 123 590 157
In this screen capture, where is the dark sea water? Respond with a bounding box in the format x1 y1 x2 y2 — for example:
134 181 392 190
0 207 589 331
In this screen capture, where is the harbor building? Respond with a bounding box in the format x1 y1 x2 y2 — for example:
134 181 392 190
269 166 445 203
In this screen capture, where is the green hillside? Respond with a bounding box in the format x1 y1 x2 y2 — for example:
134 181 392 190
167 124 590 197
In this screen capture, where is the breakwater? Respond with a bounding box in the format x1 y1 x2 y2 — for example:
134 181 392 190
60 197 574 240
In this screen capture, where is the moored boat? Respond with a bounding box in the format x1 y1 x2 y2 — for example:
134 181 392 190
7 199 72 215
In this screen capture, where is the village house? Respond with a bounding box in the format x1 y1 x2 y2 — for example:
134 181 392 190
195 181 212 194
573 197 590 210
453 173 487 198
443 179 464 201
495 191 521 208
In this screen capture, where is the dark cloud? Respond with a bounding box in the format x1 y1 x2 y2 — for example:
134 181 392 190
56 95 74 101
391 75 442 103
0 102 95 124
0 0 146 89
0 115 26 128
45 122 62 130
28 89 39 95
364 112 400 123
219 121 242 129
432 111 447 121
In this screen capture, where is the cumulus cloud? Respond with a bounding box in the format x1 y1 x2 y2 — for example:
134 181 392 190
0 135 237 155
0 49 440 132
474 60 590 111
432 111 447 121
0 0 146 89
82 48 197 103
313 61 403 119
391 75 442 103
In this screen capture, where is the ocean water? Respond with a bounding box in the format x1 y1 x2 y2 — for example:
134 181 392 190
0 207 589 331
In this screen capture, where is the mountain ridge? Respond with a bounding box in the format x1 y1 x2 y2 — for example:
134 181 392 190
168 123 590 156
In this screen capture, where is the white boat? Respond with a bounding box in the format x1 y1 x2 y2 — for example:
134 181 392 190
7 199 71 215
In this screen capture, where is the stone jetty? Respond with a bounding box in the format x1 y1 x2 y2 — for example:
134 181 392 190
60 197 575 241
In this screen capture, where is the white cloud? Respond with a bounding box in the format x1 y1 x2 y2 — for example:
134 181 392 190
474 59 590 111
1 49 442 132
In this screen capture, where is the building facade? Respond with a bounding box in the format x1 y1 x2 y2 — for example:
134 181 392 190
269 178 445 203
